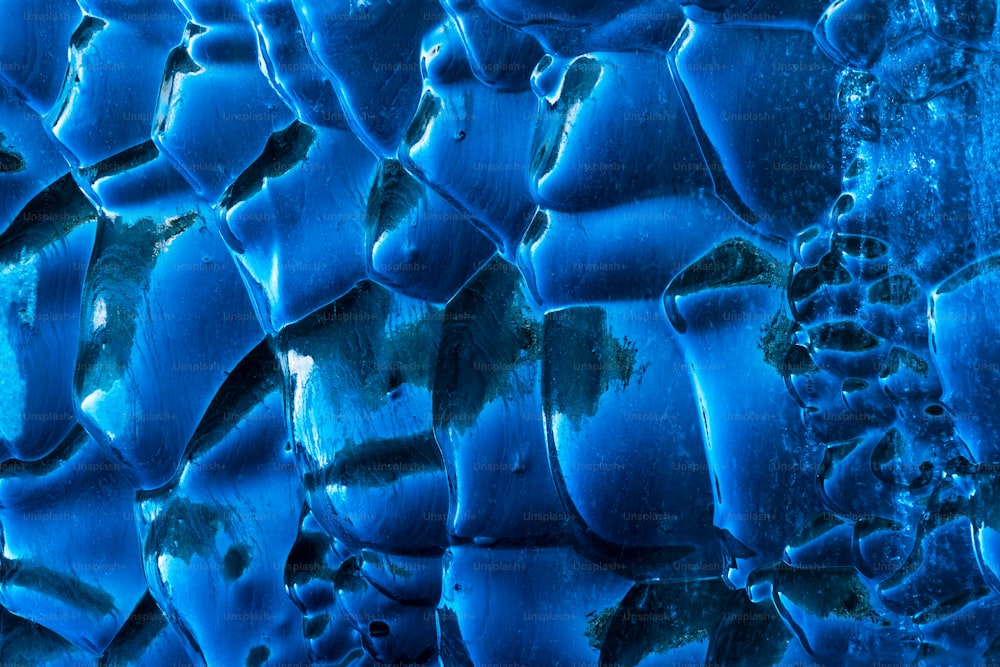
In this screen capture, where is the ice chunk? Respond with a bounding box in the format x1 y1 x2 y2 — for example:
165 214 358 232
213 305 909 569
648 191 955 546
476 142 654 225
276 281 449 555
877 468 986 621
247 0 348 129
400 20 537 257
432 257 564 543
335 555 440 664
44 1 186 168
663 238 827 590
543 301 723 580
219 121 376 332
136 343 307 666
814 0 899 69
440 545 632 666
931 258 1000 463
0 426 146 654
0 0 82 112
600 579 801 666
74 154 262 489
153 2 294 202
516 195 745 308
292 0 442 156
366 159 496 303
0 175 96 461
529 51 710 213
761 563 920 663
670 22 845 237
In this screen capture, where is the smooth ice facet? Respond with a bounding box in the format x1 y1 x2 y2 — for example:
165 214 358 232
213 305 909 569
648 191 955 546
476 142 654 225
433 256 564 543
292 0 442 156
277 281 449 555
74 157 262 489
543 301 723 579
0 426 146 654
153 4 294 202
136 343 307 666
219 121 376 332
0 175 96 461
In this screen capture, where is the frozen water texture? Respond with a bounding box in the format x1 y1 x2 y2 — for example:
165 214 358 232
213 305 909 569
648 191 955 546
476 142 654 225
1 0 1000 664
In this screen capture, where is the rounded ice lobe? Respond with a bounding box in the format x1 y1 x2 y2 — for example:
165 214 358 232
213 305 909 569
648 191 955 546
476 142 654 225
277 281 449 555
432 257 564 543
283 508 365 665
292 0 442 156
515 196 745 307
400 19 538 257
219 121 376 333
0 427 146 655
0 175 96 461
542 301 722 580
137 343 307 666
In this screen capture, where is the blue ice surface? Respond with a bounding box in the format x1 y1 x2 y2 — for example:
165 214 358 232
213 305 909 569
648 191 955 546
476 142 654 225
1 0 1000 664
